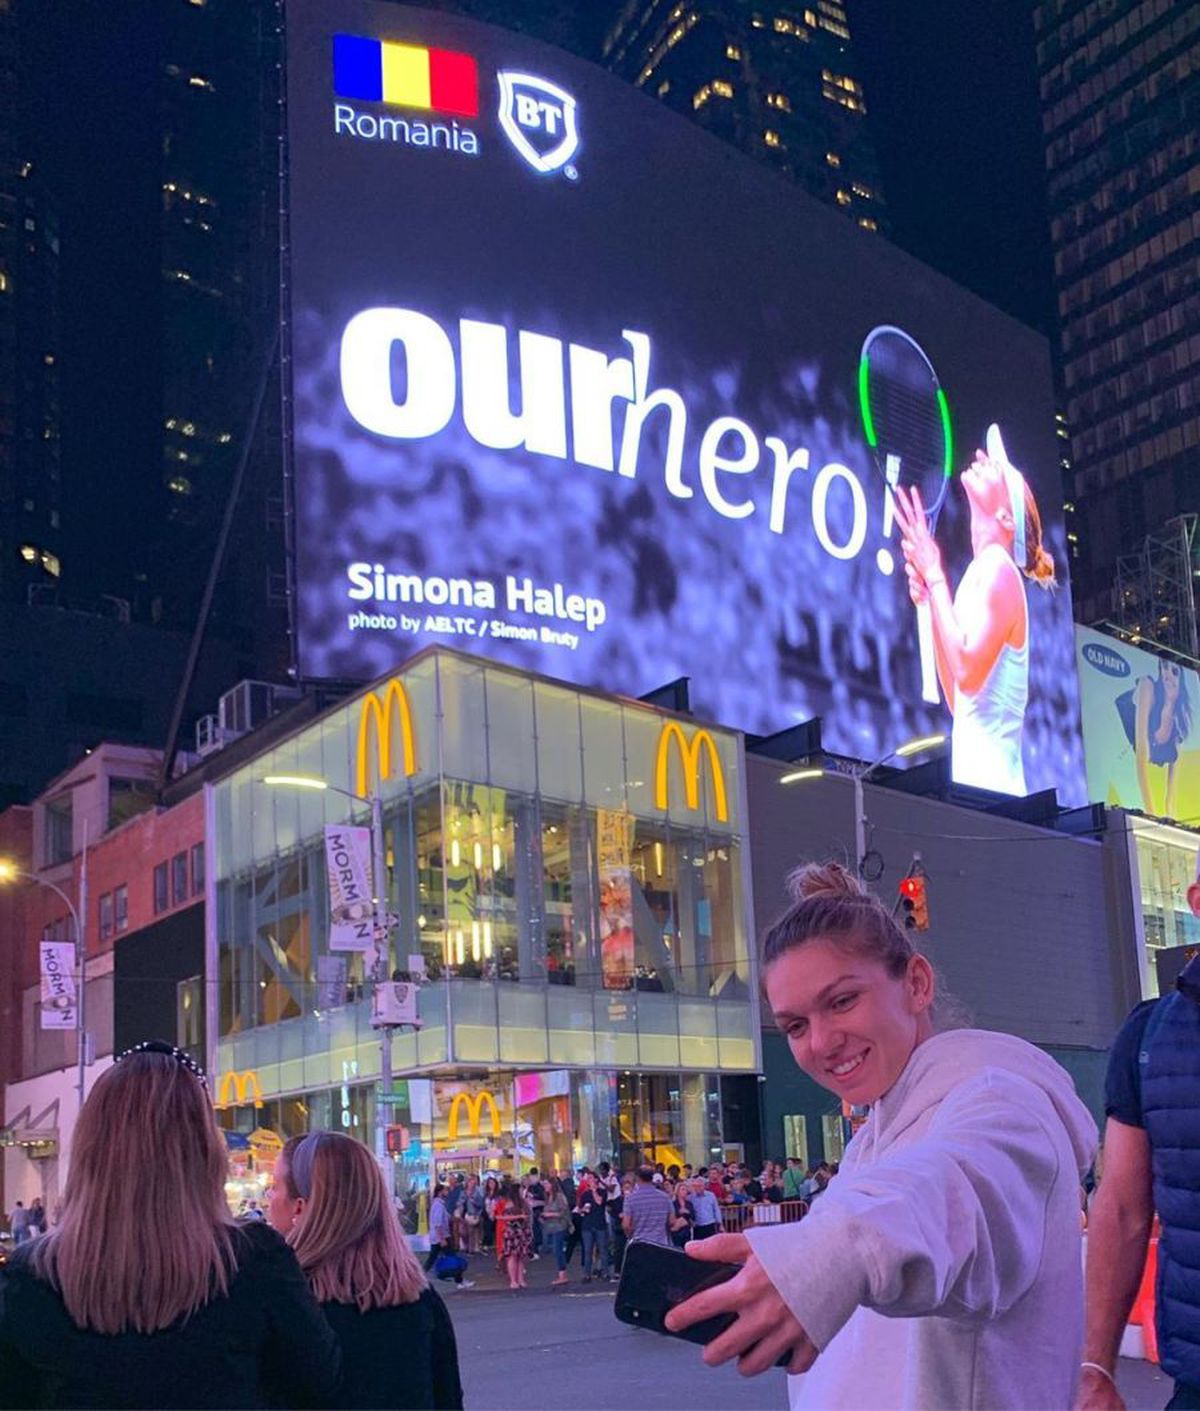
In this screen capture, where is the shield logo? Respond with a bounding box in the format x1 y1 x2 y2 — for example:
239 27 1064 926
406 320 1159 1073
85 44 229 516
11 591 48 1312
497 71 580 175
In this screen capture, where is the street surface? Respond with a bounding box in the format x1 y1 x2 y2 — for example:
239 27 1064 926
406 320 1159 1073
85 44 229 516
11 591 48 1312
444 1257 1173 1411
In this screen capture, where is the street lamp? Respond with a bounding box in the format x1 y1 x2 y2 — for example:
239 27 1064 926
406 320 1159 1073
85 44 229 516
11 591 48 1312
0 855 89 1121
781 732 947 880
260 773 395 1173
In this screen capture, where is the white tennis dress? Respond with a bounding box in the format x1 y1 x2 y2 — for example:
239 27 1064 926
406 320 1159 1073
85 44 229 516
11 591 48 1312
950 550 1029 796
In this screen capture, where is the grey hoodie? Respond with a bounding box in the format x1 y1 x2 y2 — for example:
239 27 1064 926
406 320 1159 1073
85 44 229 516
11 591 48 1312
745 1029 1098 1411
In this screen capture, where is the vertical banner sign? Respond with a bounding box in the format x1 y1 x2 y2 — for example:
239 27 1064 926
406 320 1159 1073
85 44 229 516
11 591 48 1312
324 825 375 952
596 808 635 991
39 941 78 1030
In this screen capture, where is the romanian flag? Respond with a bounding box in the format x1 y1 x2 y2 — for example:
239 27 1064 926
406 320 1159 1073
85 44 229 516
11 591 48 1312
333 35 478 118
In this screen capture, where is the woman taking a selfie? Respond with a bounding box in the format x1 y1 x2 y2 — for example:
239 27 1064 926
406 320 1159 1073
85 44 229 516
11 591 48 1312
667 863 1097 1410
0 1043 340 1409
270 1130 463 1410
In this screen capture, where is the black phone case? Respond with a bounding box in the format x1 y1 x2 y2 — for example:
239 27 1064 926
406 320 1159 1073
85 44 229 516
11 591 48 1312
613 1240 743 1347
613 1239 794 1369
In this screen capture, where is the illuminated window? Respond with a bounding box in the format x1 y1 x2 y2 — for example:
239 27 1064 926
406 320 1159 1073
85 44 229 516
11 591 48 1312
764 129 783 148
805 7 817 21
41 551 61 577
43 352 54 365
767 92 791 111
836 189 851 206
751 13 765 26
19 160 32 179
0 270 9 293
826 151 841 167
187 74 214 91
19 545 37 563
693 84 712 109
218 432 232 444
726 42 741 59
168 476 192 495
851 182 874 199
181 422 196 437
657 80 670 96
774 16 795 34
712 79 734 97
858 217 878 231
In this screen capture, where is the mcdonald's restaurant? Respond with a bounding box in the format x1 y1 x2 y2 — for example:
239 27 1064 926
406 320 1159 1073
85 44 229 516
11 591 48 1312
209 647 762 1199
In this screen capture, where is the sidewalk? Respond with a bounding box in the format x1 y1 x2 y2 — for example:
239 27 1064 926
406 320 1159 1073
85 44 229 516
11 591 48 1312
433 1246 617 1298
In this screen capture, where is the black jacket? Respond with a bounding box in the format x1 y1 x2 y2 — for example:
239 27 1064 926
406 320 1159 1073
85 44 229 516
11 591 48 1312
321 1287 463 1410
0 1221 340 1410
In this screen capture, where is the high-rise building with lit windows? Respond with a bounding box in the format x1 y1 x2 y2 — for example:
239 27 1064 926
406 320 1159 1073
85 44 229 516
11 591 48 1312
1035 0 1200 631
0 0 62 603
601 0 887 233
153 0 284 649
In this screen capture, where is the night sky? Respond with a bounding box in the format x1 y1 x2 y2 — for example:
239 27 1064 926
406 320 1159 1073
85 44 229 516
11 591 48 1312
23 0 1055 607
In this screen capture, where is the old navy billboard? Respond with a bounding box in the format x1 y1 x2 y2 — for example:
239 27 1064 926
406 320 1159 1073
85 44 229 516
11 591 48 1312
284 0 1087 804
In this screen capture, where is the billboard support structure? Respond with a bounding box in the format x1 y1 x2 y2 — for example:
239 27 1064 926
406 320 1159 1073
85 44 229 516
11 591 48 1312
1109 514 1199 663
156 329 282 796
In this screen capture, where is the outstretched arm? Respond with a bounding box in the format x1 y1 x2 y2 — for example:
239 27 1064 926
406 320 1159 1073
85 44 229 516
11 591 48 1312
895 486 1020 696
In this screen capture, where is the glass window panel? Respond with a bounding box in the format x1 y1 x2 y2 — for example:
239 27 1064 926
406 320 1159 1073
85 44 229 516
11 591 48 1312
450 979 500 1062
548 986 596 1065
581 696 628 809
636 990 681 1068
593 989 638 1067
716 1000 756 1070
678 997 720 1070
480 670 536 792
497 984 549 1064
438 655 490 785
534 683 583 804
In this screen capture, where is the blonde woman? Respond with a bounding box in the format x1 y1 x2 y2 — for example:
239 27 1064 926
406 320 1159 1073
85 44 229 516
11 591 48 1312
270 1131 463 1410
0 1042 339 1409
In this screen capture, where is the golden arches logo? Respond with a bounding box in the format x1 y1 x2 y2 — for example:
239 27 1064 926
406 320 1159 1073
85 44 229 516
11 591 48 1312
217 1070 263 1109
355 678 418 797
446 1090 501 1141
653 722 729 823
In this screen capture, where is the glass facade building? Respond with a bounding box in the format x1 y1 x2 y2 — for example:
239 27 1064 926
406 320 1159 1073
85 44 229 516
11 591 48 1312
1130 815 1200 997
207 649 759 1195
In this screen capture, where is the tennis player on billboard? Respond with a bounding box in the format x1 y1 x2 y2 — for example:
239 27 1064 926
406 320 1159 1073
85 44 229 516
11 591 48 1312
894 425 1056 796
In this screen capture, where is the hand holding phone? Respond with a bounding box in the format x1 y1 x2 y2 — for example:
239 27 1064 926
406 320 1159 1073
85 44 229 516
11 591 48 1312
614 1236 817 1377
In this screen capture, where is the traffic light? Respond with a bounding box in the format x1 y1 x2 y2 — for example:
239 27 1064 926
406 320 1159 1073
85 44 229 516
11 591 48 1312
898 876 930 932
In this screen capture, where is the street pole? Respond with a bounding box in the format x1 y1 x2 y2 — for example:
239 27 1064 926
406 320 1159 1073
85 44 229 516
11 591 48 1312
853 772 866 882
76 821 89 1118
370 792 393 1176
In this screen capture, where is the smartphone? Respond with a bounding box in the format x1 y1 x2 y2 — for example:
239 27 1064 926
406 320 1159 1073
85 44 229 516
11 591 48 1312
614 1240 794 1368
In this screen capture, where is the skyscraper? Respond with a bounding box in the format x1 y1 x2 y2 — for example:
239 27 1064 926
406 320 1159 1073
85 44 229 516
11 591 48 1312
0 0 62 603
601 0 887 233
1035 0 1200 633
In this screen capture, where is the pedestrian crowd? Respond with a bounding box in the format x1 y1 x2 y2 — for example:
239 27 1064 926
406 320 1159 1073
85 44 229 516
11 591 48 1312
415 1153 826 1290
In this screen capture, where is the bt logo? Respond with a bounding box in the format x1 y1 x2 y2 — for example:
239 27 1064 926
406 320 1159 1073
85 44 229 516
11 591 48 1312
497 71 580 177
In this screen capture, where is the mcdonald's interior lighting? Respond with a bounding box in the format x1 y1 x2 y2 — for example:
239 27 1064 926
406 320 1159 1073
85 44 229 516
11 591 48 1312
262 773 330 791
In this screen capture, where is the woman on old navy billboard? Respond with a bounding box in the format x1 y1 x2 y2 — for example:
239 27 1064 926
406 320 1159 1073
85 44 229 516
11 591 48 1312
895 425 1055 796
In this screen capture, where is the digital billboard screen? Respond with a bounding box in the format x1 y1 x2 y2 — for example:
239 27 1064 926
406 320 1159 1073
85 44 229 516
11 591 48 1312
284 0 1086 803
1076 626 1199 824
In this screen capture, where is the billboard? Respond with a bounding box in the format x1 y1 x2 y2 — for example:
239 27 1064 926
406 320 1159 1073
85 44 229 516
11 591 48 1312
284 0 1086 803
1076 626 1199 823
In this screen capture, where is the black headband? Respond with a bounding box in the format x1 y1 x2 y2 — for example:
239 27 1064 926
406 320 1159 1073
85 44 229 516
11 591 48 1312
115 1040 208 1088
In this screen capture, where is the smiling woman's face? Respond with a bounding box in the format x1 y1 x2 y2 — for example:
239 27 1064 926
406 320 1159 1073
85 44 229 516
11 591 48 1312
765 935 934 1105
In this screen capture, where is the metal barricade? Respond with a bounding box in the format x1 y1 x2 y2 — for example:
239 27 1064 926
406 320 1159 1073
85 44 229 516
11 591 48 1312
720 1199 808 1233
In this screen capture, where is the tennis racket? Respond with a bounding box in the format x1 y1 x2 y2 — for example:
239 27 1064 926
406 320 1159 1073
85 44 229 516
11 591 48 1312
858 326 954 705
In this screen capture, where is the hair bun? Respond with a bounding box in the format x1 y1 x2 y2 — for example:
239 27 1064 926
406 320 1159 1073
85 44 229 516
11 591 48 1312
785 860 865 904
